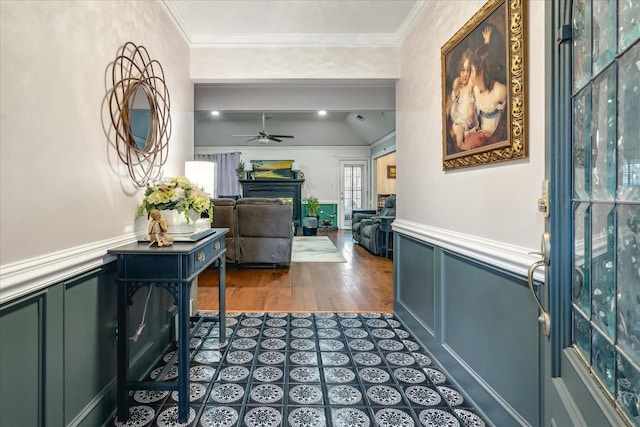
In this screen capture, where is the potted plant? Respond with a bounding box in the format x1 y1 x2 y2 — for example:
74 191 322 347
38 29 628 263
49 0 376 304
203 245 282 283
303 197 320 236
235 161 245 179
135 176 214 234
306 197 319 217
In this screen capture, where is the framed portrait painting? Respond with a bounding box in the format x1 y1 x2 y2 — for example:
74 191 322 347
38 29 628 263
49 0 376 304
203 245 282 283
441 0 527 170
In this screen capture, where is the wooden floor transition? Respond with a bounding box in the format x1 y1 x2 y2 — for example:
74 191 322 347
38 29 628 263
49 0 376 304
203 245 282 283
197 230 394 313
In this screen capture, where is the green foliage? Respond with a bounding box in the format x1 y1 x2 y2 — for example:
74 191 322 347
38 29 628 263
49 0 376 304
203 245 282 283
236 161 245 178
306 197 319 217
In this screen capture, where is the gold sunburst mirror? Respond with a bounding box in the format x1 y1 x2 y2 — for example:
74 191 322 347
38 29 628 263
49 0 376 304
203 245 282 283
109 42 171 187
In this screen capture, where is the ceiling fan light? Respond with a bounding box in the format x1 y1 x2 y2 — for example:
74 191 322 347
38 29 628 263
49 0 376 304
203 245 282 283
258 137 270 144
318 110 327 116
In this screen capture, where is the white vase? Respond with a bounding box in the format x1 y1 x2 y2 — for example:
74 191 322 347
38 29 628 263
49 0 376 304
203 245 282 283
161 209 199 235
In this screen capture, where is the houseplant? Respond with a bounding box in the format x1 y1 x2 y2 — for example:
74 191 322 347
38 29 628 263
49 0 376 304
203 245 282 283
303 197 320 236
306 197 319 218
236 161 245 179
135 177 214 229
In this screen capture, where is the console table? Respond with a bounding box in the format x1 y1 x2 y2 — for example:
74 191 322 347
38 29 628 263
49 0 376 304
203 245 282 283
240 179 304 231
108 228 228 423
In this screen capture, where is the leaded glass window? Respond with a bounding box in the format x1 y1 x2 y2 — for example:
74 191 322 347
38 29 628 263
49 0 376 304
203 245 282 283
571 1 640 423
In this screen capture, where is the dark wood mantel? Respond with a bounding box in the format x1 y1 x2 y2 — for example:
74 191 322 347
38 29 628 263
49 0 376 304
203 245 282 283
239 179 305 230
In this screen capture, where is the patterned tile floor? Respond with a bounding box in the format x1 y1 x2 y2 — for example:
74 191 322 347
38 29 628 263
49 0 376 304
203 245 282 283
113 312 487 427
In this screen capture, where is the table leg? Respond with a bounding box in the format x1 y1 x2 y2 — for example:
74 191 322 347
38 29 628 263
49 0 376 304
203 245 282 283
218 256 226 344
116 281 129 422
177 282 190 423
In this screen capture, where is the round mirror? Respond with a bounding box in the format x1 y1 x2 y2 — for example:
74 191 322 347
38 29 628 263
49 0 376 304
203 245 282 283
108 42 171 187
127 86 152 150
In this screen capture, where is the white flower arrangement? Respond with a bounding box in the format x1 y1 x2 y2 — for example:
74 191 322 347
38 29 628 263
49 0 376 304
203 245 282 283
135 176 213 223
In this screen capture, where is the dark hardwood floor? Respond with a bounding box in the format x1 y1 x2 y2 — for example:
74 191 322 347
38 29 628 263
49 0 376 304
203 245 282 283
197 230 394 313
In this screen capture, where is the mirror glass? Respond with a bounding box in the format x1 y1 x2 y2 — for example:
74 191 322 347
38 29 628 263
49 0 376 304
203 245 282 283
128 86 152 150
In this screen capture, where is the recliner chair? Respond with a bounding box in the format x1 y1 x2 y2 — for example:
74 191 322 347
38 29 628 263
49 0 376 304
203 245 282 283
210 198 237 263
352 195 396 255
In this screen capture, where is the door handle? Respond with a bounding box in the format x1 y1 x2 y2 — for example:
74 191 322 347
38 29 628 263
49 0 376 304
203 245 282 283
528 233 551 336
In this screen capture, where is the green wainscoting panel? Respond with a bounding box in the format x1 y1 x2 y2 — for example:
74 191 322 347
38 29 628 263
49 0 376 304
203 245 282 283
0 293 44 427
393 233 540 426
0 263 175 427
64 268 118 426
46 285 65 427
302 203 338 225
396 236 435 331
443 252 539 426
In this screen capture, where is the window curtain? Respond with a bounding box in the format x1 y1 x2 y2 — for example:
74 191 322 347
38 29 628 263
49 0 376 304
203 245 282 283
195 152 241 197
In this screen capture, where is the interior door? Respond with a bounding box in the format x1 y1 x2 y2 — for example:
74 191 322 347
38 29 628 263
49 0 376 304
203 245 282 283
339 160 369 229
542 1 640 425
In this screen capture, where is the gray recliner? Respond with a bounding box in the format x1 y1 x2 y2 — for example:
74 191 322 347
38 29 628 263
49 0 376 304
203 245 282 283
235 198 293 266
352 195 396 255
210 198 237 263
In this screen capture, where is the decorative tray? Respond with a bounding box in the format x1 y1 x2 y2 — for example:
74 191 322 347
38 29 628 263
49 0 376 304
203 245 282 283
138 228 216 243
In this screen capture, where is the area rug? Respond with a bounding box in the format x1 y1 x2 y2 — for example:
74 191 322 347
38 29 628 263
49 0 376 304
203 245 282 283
113 312 487 427
291 236 346 263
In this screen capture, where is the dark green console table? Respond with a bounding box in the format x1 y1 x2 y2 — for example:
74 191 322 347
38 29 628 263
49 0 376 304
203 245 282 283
108 228 228 423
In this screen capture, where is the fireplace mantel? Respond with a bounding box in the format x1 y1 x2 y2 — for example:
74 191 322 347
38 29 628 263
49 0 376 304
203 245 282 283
239 179 305 231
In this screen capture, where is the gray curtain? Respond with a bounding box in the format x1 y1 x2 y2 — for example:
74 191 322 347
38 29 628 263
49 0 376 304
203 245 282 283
196 152 241 197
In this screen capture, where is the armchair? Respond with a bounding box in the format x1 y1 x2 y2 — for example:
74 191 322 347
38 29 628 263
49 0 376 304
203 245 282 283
352 195 396 256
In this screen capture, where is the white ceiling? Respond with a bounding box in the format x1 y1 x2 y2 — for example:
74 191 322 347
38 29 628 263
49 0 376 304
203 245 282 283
162 0 428 47
163 0 427 147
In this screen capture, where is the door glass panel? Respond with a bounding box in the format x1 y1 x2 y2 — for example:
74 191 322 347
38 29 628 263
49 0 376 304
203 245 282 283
573 89 591 200
573 0 592 92
342 162 366 226
573 310 591 361
616 352 640 422
570 1 640 423
618 0 640 52
592 329 615 395
590 204 615 338
617 43 640 201
591 66 617 201
573 202 591 315
592 0 616 75
617 204 640 361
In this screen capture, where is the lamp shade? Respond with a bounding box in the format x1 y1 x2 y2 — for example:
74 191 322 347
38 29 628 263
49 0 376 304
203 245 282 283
244 162 254 172
291 161 300 171
185 161 215 196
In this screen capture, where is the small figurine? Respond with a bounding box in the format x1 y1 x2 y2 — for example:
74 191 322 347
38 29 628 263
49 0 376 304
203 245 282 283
148 209 174 247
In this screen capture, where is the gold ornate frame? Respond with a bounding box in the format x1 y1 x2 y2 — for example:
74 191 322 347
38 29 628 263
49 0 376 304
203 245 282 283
109 42 171 187
441 0 527 170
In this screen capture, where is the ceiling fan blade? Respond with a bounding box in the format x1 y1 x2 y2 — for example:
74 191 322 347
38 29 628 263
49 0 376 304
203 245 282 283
269 136 283 142
245 137 259 142
233 134 259 137
268 135 294 138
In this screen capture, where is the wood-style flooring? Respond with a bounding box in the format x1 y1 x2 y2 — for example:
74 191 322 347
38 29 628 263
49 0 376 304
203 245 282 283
197 230 393 313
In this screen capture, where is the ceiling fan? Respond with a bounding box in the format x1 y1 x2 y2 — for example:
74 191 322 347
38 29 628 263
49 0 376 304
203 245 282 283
233 113 294 144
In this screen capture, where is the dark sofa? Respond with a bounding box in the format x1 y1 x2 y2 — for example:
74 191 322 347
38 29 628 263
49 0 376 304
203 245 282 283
210 198 293 266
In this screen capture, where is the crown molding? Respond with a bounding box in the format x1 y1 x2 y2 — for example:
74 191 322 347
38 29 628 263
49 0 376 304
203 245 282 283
162 0 432 48
396 1 432 43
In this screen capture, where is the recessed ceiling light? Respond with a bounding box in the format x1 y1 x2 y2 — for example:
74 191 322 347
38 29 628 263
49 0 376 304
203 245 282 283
318 110 327 116
211 111 220 116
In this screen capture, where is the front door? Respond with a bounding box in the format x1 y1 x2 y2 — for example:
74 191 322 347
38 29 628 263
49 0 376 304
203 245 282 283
339 160 369 229
543 1 640 425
